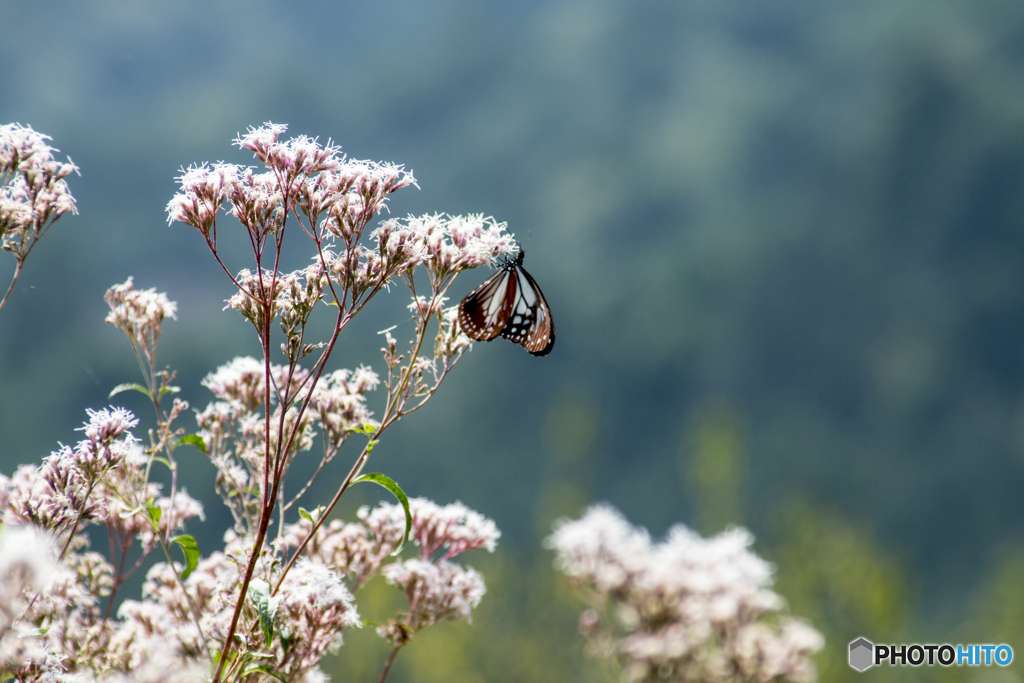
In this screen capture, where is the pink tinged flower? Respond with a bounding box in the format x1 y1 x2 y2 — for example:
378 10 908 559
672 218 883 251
309 367 379 446
371 213 515 281
300 668 331 683
358 504 408 556
284 516 395 587
104 278 178 328
406 498 500 561
5 448 93 529
734 620 824 683
71 410 140 483
98 647 208 683
546 503 651 592
110 599 201 671
202 356 267 411
166 162 240 235
234 122 290 161
0 123 79 239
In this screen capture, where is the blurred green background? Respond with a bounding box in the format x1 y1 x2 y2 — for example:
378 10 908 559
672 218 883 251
3 0 1024 680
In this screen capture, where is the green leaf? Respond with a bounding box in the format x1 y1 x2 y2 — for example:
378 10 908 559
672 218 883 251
248 580 278 648
351 422 378 437
147 505 162 526
241 664 288 683
279 629 294 653
109 382 152 400
176 434 208 455
118 503 147 520
171 534 200 580
298 506 323 524
242 652 275 662
159 385 182 396
352 473 411 555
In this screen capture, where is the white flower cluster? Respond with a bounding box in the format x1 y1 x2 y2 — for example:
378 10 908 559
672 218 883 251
168 124 515 324
221 267 327 343
4 408 141 529
404 498 501 561
381 560 485 628
166 122 414 248
196 356 379 532
373 499 497 644
0 123 78 258
274 559 361 674
0 405 209 681
103 279 178 356
276 498 498 648
548 505 823 683
308 366 380 448
373 213 516 283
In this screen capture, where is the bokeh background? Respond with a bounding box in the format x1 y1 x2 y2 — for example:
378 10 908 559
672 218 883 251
3 0 1024 681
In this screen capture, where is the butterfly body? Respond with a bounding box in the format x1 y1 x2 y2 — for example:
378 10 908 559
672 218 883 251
458 250 555 356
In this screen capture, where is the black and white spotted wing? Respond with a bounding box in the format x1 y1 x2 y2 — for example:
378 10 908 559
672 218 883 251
458 250 555 356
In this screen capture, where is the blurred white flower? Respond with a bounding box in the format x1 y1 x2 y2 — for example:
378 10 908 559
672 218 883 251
548 505 823 683
0 525 58 594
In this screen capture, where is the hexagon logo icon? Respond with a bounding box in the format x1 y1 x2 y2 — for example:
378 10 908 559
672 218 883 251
849 638 874 671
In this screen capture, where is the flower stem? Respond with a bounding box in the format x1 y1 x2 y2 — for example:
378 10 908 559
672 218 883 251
377 645 403 683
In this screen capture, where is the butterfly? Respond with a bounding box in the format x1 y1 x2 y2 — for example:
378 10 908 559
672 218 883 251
458 248 555 356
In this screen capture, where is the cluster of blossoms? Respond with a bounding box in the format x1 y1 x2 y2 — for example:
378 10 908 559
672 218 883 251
0 123 78 313
276 499 499 657
548 505 823 683
0 409 499 683
0 408 205 682
166 124 514 290
104 278 178 371
195 355 381 532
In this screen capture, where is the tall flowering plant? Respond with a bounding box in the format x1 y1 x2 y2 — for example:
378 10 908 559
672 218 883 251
0 123 506 683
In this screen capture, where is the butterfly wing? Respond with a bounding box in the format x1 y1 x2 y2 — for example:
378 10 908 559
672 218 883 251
500 265 555 356
458 268 518 341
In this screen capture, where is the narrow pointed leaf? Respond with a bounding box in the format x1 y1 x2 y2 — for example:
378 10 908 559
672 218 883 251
248 580 277 647
177 434 208 454
352 473 411 555
109 383 152 400
241 664 288 683
171 534 200 580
